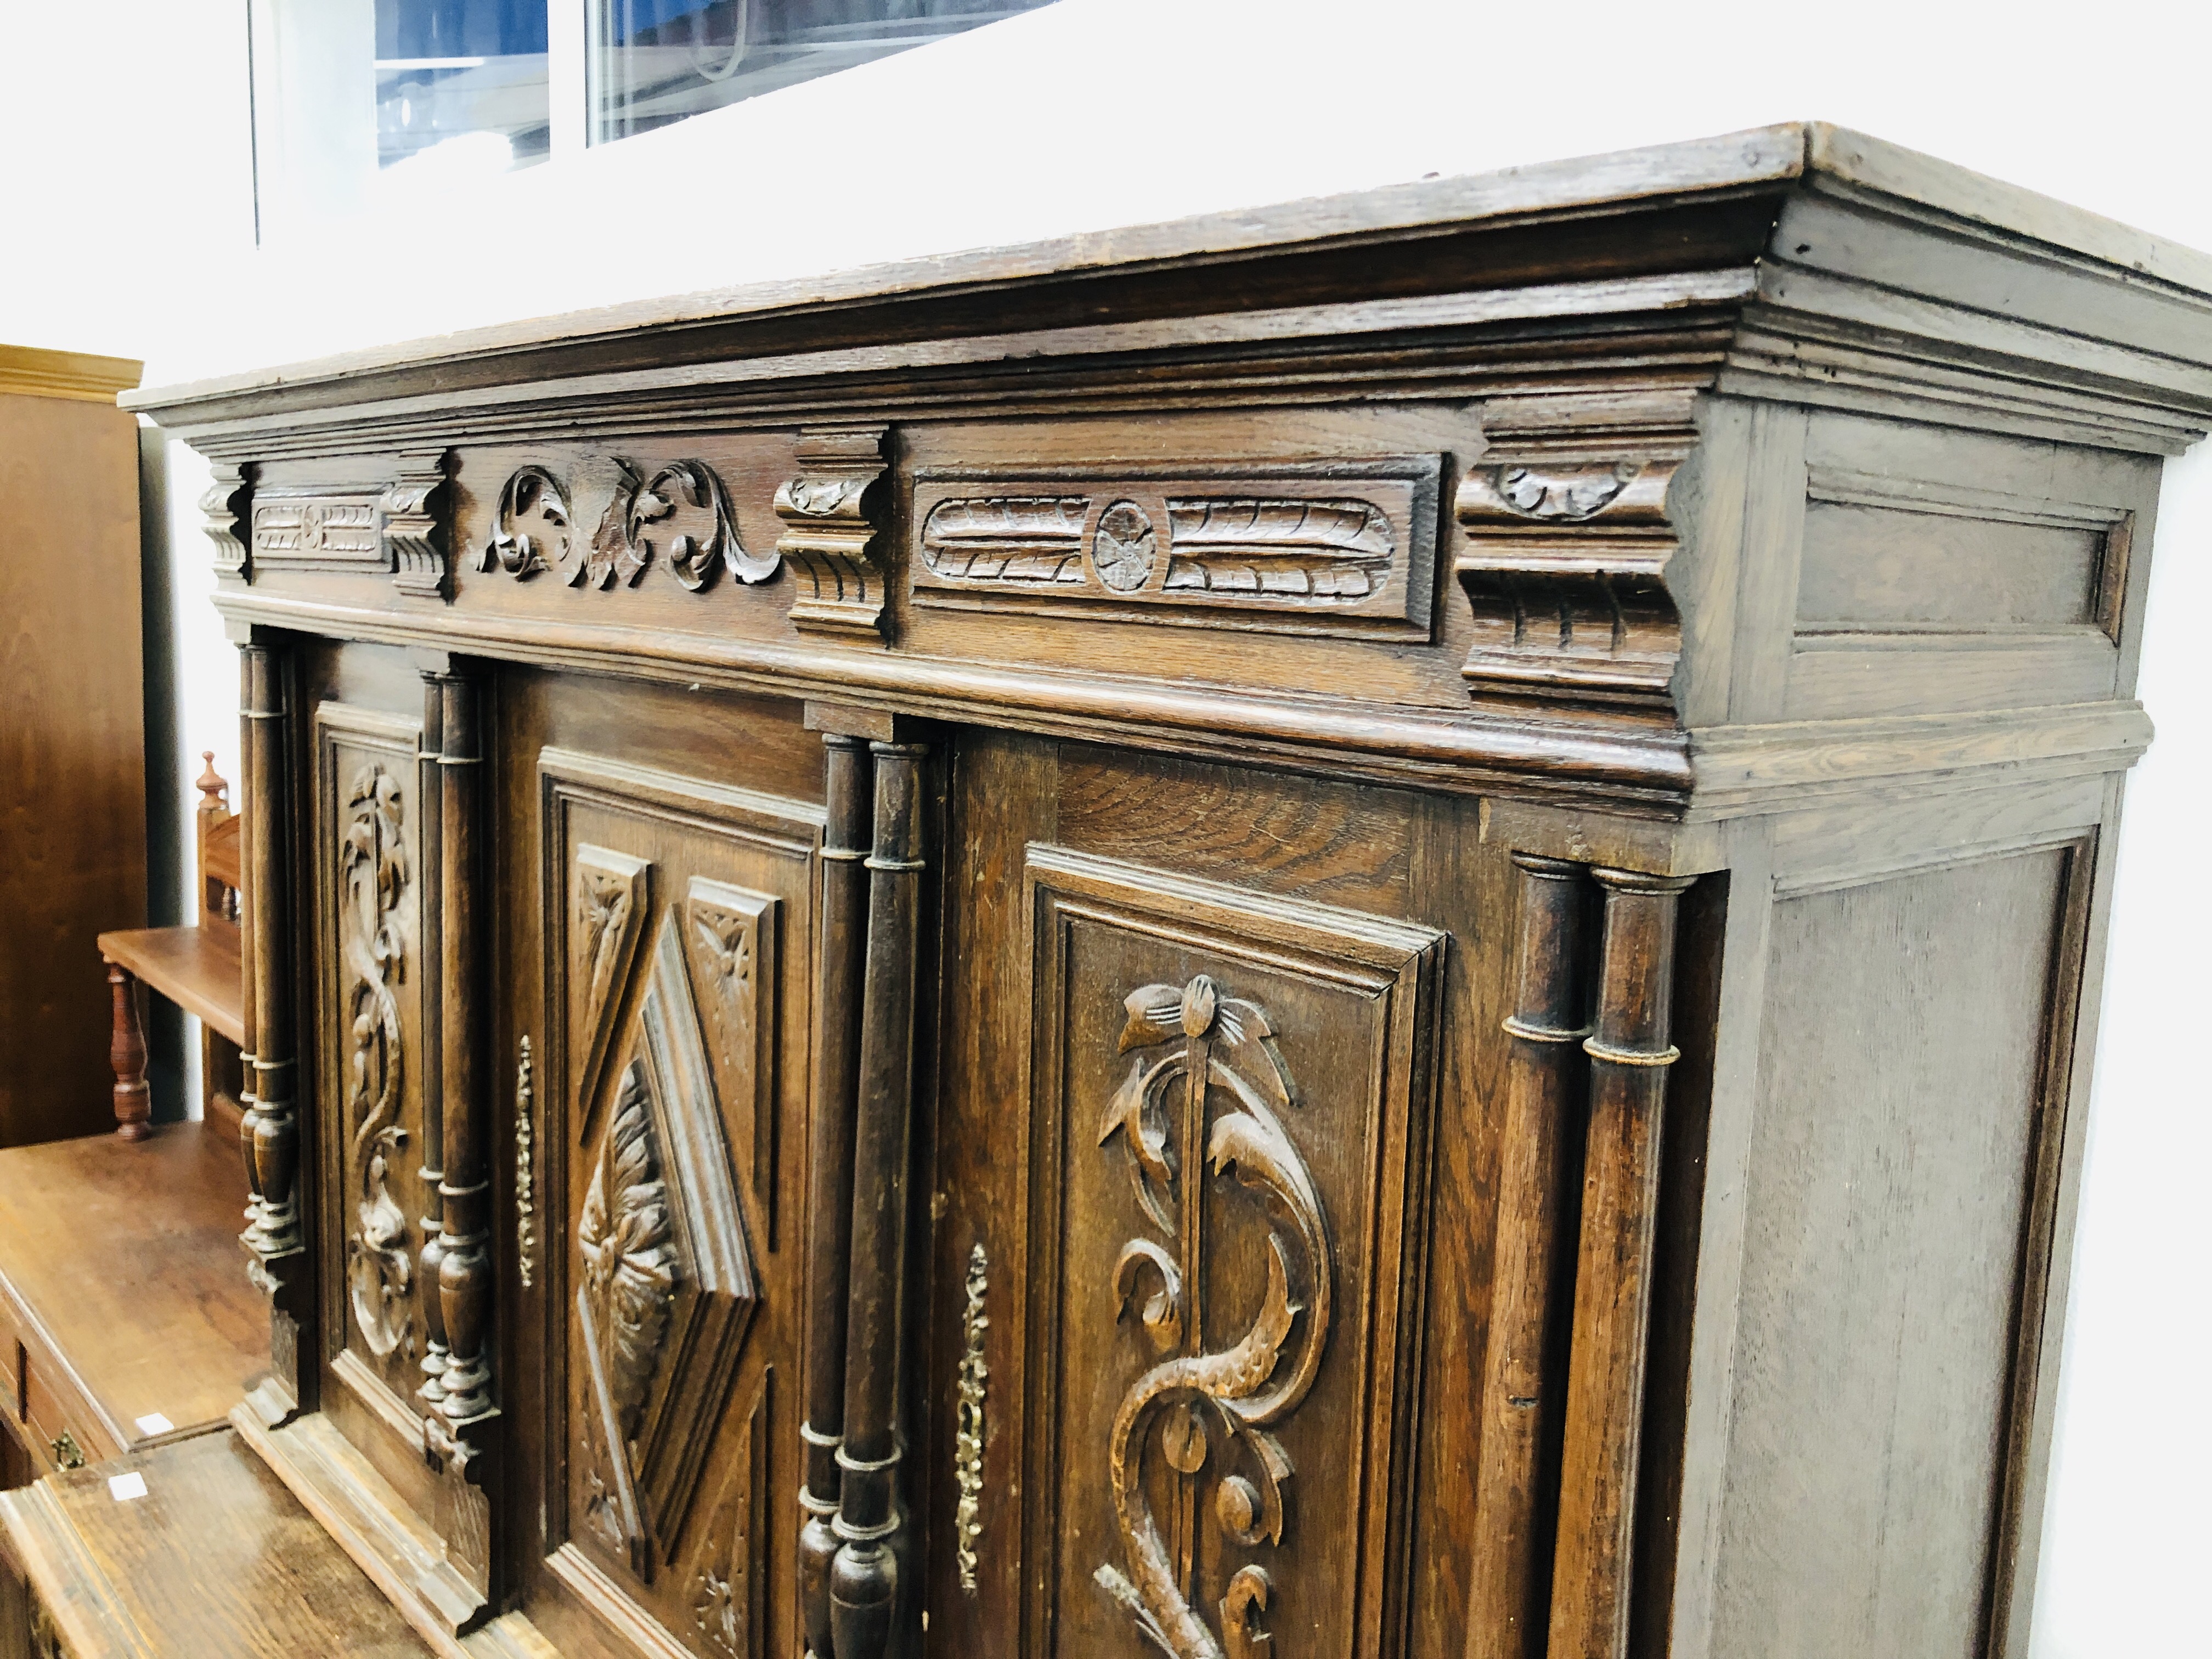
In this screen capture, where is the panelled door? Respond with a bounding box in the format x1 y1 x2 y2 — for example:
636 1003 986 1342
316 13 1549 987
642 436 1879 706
503 668 826 1659
926 732 1488 1659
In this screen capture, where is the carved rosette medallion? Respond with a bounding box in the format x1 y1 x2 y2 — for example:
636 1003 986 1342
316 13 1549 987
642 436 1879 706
479 457 770 591
340 763 414 1360
1093 974 1331 1659
1092 501 1159 591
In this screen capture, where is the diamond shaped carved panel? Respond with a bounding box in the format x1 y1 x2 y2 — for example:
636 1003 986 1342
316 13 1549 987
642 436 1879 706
577 909 760 1581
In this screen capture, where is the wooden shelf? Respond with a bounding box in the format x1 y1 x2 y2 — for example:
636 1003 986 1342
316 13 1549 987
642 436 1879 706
94 927 244 1046
0 1430 439 1657
0 1123 265 1468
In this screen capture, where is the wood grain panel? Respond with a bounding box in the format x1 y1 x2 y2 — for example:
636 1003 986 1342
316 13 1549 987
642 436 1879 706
1709 848 2072 1658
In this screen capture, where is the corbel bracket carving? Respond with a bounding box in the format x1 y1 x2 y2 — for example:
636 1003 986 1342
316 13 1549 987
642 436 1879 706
201 461 254 584
385 450 453 600
1455 453 1683 712
776 427 890 641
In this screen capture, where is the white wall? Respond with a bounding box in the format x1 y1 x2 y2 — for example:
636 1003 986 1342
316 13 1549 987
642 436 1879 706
1 1 2204 1650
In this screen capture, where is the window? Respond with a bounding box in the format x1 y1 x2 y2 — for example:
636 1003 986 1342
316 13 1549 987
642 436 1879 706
377 0 551 175
253 0 1057 242
589 1 1058 145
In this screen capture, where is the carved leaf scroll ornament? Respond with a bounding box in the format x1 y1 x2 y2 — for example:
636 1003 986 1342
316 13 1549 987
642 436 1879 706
580 1067 680 1444
482 464 570 579
578 1063 680 1566
1094 974 1331 1659
481 458 771 591
340 763 414 1361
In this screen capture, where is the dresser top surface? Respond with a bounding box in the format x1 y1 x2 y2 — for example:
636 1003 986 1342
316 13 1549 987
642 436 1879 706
124 121 2212 426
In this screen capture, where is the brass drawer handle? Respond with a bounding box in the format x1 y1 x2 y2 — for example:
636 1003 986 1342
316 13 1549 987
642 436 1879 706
49 1430 84 1470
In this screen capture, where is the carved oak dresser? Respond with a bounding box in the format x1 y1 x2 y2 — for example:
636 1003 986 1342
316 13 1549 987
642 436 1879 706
27 125 2211 1659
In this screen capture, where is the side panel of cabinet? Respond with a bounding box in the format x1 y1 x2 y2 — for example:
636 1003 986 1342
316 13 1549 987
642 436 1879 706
499 669 823 1659
927 736 1518 1659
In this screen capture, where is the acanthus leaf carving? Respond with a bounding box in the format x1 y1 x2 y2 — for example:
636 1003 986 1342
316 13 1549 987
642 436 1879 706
1454 450 1684 710
580 1063 679 1443
340 761 414 1362
776 426 890 640
482 463 569 579
481 456 769 592
1093 973 1330 1659
572 904 760 1583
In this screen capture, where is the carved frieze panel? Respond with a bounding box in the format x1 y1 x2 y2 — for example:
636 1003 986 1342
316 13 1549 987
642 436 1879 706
912 457 1441 639
248 452 453 596
776 426 891 641
1454 453 1683 710
1024 847 1445 1659
479 455 774 591
313 703 427 1406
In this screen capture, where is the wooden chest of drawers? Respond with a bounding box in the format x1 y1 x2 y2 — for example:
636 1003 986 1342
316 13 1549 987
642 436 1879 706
18 123 2207 1659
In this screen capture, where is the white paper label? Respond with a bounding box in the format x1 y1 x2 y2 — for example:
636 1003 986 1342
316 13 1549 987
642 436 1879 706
133 1413 173 1436
108 1472 148 1502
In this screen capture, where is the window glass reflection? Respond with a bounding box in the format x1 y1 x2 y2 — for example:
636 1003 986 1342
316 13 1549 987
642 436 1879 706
377 0 550 177
591 0 1056 144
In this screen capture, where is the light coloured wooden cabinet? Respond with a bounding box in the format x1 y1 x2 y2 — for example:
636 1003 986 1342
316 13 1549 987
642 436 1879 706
0 347 145 1149
7 124 2211 1659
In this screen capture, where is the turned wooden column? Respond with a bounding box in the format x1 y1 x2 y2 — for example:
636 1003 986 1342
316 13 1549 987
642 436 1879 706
830 740 929 1659
799 732 874 1659
1469 854 1594 1659
1548 867 1695 1659
241 640 301 1263
416 675 451 1414
432 668 495 1427
104 965 153 1141
235 653 264 1231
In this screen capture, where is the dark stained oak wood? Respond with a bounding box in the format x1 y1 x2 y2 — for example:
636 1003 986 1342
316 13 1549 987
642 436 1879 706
93 126 2212 1659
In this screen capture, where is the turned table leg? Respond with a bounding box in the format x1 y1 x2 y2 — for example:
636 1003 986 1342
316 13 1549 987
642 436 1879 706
105 962 153 1141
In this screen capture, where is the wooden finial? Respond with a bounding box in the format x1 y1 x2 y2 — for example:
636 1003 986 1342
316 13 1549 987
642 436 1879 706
196 751 228 813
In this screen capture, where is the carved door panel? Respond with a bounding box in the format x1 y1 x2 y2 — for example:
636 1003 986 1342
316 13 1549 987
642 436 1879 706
1017 848 1444 1659
528 737 820 1659
311 702 439 1464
